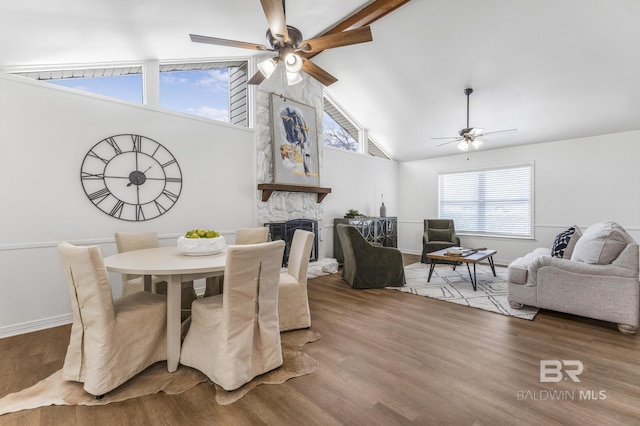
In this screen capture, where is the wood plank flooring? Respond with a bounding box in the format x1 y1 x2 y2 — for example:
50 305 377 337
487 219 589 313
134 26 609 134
2 254 640 425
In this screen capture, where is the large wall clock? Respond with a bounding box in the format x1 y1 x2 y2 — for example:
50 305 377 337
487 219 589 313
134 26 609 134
80 134 182 221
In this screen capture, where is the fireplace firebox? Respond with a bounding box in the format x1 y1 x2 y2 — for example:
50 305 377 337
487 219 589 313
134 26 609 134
265 219 318 266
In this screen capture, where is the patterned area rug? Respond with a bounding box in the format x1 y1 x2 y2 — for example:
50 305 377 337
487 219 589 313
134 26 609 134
389 262 539 320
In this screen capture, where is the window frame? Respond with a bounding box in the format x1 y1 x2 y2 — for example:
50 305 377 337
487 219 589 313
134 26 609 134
322 90 390 160
8 58 250 128
158 60 248 127
437 162 535 239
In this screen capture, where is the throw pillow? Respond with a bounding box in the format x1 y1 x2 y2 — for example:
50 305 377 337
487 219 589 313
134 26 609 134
563 225 582 259
570 222 628 264
428 228 452 242
551 226 576 258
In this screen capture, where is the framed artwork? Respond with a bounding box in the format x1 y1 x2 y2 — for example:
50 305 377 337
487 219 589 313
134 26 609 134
270 94 320 186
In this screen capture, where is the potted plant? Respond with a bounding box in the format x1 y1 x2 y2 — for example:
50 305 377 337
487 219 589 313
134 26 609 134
344 209 362 218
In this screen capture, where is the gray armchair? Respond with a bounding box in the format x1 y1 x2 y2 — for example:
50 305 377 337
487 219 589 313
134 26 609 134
336 224 405 289
421 219 461 263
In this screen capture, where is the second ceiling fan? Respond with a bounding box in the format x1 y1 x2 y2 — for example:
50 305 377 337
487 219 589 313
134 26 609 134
433 88 517 151
189 0 374 86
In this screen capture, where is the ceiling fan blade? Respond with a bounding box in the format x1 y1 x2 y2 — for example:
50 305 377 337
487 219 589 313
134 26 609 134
301 59 338 86
260 0 289 42
300 26 373 53
431 136 459 140
436 138 463 147
190 34 268 51
480 128 517 136
247 70 266 85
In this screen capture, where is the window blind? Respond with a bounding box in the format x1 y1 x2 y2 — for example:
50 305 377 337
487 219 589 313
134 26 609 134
438 164 533 237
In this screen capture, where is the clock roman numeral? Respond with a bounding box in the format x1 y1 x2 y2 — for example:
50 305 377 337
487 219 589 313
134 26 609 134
87 150 110 164
88 187 111 203
162 189 179 201
81 171 105 180
104 137 122 154
154 200 168 215
110 200 125 218
161 159 177 168
165 177 182 183
131 134 142 152
136 205 145 221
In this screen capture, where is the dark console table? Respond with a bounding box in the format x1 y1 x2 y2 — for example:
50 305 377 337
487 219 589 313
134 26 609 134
333 216 398 263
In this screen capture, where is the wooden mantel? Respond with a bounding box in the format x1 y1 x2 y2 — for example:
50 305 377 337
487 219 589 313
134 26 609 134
258 184 332 203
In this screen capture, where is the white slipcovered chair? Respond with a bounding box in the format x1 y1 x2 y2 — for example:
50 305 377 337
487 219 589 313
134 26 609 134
278 229 315 331
57 242 167 397
114 232 166 295
180 240 285 391
204 227 270 297
115 231 196 320
235 227 270 244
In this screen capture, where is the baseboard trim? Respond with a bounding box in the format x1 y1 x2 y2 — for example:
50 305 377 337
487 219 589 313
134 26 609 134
0 313 73 339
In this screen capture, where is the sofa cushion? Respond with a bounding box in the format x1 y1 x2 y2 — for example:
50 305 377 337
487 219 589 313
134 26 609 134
428 228 452 242
551 226 577 258
570 222 627 264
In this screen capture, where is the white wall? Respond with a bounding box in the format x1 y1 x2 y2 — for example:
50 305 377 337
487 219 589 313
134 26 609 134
321 147 398 258
0 72 401 337
398 130 640 265
0 74 256 336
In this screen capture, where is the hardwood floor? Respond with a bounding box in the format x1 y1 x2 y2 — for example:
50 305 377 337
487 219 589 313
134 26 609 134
2 254 640 425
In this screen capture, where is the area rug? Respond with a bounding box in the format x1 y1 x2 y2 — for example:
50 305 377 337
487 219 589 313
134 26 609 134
0 329 320 415
388 262 539 320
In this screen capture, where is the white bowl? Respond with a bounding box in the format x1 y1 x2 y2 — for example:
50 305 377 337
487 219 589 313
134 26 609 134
177 235 226 256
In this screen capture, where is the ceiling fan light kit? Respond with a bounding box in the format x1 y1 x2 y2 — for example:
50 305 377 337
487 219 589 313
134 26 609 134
257 57 278 79
286 70 303 85
284 52 303 73
188 0 374 86
433 87 516 151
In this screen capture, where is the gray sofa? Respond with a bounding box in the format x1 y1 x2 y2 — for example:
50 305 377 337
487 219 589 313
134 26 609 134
507 222 639 334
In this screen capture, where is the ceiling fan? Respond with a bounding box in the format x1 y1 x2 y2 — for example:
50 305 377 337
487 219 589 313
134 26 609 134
433 88 516 151
189 0 374 86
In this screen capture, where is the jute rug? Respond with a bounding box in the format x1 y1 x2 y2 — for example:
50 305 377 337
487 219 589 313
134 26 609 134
388 262 539 320
0 329 320 415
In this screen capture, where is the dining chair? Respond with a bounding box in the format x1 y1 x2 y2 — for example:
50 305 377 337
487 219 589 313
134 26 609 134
114 232 166 295
180 240 286 391
203 227 270 297
57 242 167 397
278 229 315 331
115 231 196 321
235 227 270 244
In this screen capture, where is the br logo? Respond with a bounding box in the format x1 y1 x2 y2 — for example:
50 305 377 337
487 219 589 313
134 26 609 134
540 360 584 382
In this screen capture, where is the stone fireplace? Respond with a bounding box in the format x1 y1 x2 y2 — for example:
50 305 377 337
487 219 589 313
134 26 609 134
254 59 326 258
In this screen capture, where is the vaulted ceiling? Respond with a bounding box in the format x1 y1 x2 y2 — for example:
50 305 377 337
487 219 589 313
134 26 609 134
2 0 639 161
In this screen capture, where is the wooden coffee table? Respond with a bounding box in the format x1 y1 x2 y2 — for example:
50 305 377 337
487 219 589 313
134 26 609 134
426 248 497 291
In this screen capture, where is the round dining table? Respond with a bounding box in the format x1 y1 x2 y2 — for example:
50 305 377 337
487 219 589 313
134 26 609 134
103 246 226 372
